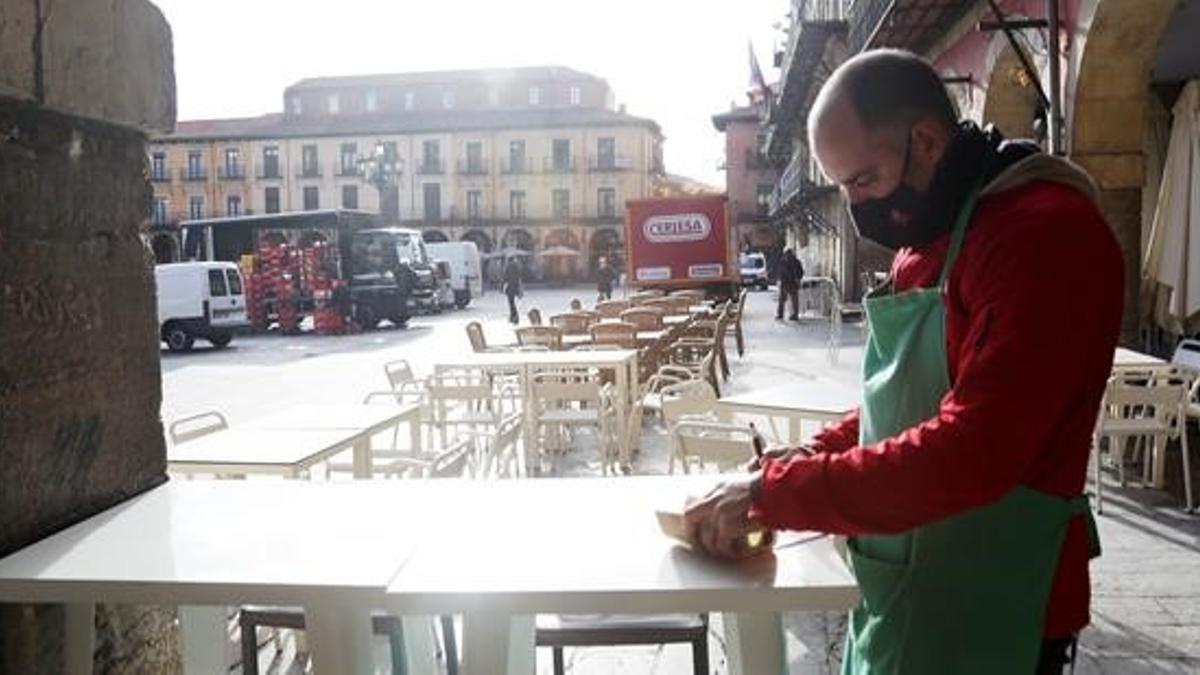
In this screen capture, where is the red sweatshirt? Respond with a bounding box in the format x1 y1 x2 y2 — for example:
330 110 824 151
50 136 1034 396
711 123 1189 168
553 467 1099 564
751 180 1124 639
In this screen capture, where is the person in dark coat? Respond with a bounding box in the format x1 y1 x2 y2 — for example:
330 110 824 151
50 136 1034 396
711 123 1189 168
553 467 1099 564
596 256 617 301
503 257 523 324
776 248 804 320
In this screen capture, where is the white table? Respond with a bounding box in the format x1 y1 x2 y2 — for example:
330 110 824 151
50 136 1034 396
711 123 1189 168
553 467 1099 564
0 481 439 675
717 380 860 442
1114 347 1169 370
245 402 423 467
436 349 640 470
168 428 368 478
385 476 859 674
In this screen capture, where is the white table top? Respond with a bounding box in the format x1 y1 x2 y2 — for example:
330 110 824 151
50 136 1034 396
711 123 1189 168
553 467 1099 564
439 349 638 369
167 428 356 471
244 403 420 432
385 476 858 615
0 481 426 605
1114 347 1168 368
717 380 860 418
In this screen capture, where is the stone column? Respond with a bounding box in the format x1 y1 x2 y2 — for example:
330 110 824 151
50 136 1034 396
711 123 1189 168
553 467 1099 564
0 0 177 672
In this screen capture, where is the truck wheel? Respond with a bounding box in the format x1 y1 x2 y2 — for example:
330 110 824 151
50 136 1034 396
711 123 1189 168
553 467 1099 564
454 290 471 309
164 324 194 352
355 303 380 330
208 332 233 349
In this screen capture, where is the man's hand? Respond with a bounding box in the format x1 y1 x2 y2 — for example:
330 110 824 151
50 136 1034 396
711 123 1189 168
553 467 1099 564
745 443 815 471
682 473 773 560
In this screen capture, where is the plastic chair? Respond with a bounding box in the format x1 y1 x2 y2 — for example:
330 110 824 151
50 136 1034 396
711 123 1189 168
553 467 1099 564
550 313 592 336
169 411 228 444
620 307 665 331
527 307 543 326
424 369 504 447
383 359 427 400
516 325 563 350
1171 339 1200 422
595 299 632 319
466 321 489 353
530 369 617 475
671 419 757 474
569 298 584 311
660 379 719 473
1093 369 1195 513
590 322 637 349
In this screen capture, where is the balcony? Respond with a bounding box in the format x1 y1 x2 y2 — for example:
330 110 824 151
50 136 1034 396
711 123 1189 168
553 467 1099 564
846 0 975 54
179 167 207 182
150 168 171 183
588 156 633 172
218 164 245 180
457 159 489 176
296 163 322 179
335 161 363 178
257 164 283 180
501 157 534 175
769 149 836 218
744 149 774 171
543 156 577 174
416 158 445 175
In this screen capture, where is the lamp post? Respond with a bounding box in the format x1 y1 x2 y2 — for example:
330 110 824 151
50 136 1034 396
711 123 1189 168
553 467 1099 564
357 141 403 223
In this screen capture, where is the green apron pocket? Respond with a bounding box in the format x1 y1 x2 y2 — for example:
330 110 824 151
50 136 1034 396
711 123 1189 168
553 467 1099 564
846 538 912 672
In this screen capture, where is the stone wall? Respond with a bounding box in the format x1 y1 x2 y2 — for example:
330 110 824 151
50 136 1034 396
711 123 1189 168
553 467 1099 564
0 0 177 672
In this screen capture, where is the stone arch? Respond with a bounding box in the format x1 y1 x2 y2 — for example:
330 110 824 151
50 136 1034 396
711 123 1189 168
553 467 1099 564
1069 0 1183 340
423 229 449 243
543 228 581 280
589 228 623 278
501 228 534 253
982 41 1044 141
461 229 493 253
150 232 178 264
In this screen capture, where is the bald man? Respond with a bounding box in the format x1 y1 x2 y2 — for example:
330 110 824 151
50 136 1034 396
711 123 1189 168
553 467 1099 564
683 49 1122 674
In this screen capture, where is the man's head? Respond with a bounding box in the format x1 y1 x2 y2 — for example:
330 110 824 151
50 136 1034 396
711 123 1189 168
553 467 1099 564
808 50 960 248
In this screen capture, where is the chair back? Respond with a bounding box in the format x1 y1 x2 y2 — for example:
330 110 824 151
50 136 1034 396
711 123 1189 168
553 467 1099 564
595 299 632 319
569 298 584 311
620 307 664 330
1171 339 1200 373
466 321 488 352
383 359 417 389
527 307 543 326
516 325 563 350
1100 370 1192 435
670 289 705 302
169 411 229 444
671 420 755 473
425 370 494 406
531 369 609 409
660 379 717 427
590 322 637 349
573 309 601 325
551 313 592 336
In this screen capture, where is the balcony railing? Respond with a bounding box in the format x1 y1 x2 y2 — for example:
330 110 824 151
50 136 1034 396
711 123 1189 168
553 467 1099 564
257 164 283 180
501 157 534 175
335 160 363 178
588 156 633 172
150 168 171 183
180 167 207 182
847 0 889 52
218 164 246 180
769 149 834 217
457 159 489 175
416 158 445 175
543 156 577 173
296 163 322 179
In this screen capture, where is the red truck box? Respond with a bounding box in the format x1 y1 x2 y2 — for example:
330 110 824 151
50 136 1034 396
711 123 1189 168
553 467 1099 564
624 195 735 293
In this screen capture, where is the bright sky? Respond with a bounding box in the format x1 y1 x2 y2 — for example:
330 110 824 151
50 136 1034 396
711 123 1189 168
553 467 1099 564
149 0 787 188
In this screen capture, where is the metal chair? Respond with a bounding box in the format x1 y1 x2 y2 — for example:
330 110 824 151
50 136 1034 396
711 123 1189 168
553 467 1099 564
619 307 665 331
516 325 564 350
595 299 632 318
590 322 637 349
550 312 592 336
530 368 618 475
535 613 709 675
671 418 758 474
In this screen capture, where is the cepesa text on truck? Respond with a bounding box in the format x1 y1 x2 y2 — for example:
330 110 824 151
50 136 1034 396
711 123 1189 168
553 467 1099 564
624 195 736 298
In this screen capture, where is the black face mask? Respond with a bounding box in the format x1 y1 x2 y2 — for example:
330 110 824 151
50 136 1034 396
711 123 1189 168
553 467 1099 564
848 134 930 251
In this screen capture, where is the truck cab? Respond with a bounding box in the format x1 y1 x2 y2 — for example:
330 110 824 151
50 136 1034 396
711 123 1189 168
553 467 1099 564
348 228 437 325
155 262 248 352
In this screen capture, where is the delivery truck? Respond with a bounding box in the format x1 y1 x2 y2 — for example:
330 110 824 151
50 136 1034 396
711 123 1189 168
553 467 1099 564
624 195 737 298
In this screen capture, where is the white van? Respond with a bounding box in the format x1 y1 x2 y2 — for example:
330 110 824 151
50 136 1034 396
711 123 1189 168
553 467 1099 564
155 262 248 352
425 241 483 308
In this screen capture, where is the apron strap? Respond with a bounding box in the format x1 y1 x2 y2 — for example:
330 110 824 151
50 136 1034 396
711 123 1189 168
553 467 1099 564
937 180 985 291
1069 495 1103 560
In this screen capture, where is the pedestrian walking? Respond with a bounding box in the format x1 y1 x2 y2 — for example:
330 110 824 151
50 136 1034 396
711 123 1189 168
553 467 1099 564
596 256 617 301
503 257 523 324
776 248 803 320
683 49 1121 675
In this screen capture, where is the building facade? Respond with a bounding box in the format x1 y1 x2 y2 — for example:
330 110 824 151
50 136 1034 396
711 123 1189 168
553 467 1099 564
766 0 1199 342
712 104 783 265
149 66 665 279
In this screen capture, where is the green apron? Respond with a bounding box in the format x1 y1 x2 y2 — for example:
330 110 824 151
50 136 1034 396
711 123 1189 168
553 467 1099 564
842 189 1100 674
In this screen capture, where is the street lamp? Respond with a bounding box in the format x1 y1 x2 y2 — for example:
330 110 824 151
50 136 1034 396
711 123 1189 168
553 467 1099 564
357 140 403 223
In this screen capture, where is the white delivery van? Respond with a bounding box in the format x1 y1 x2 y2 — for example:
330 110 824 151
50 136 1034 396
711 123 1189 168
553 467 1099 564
425 241 483 308
155 262 248 352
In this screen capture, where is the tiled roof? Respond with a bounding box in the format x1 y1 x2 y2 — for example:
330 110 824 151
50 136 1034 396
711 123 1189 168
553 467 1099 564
159 106 660 142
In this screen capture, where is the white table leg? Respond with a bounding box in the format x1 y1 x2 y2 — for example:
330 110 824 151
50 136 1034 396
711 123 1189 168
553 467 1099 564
520 366 537 476
615 360 630 466
722 611 786 675
64 603 94 675
352 435 372 479
408 408 422 455
180 606 228 675
400 616 440 674
304 601 374 674
461 612 534 675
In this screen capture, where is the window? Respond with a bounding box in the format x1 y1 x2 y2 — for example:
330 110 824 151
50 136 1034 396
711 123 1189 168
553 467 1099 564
152 198 168 225
570 86 581 106
301 145 319 177
382 141 398 165
552 189 570 218
466 190 483 221
224 147 241 177
340 142 357 175
150 152 166 181
187 151 203 179
551 139 571 171
508 140 525 173
289 96 302 116
366 90 377 112
598 188 616 217
528 87 541 105
208 269 228 297
466 141 483 173
404 92 415 110
188 196 204 220
756 184 773 215
225 269 243 295
264 187 280 214
303 186 319 210
597 137 615 169
262 146 280 178
510 190 526 220
422 140 441 172
328 93 340 114
226 195 242 217
342 185 359 210
423 183 441 222
442 90 455 109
